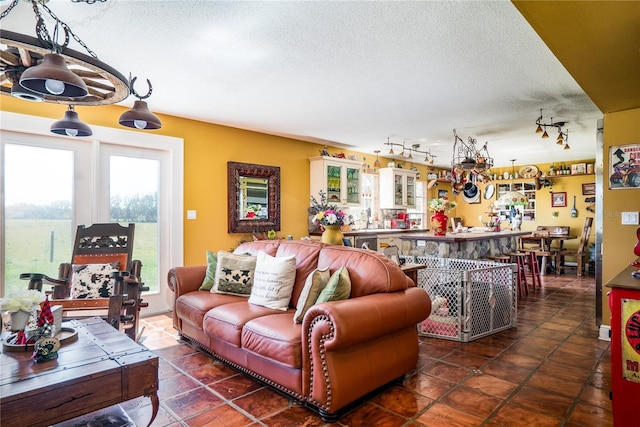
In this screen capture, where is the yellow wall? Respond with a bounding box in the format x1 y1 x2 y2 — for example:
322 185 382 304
1 97 440 265
452 161 596 250
601 108 640 324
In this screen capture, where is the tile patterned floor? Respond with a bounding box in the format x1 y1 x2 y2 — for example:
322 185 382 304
123 273 611 426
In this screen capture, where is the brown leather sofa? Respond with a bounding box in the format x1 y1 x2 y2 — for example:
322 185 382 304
167 240 431 421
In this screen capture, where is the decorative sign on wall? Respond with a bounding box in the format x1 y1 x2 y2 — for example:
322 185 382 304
609 143 640 189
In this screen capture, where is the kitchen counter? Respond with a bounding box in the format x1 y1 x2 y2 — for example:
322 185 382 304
309 228 429 237
400 229 529 259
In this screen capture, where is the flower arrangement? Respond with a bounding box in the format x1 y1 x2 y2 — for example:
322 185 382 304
428 198 457 212
309 190 353 228
0 289 45 313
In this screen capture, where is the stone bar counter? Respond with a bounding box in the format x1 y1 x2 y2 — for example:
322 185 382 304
400 230 530 259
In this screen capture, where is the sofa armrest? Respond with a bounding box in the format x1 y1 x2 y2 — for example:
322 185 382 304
167 265 207 298
303 287 431 351
302 287 430 414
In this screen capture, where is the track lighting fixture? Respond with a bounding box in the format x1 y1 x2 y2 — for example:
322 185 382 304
535 109 570 150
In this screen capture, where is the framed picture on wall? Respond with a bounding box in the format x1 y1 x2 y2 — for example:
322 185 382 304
582 183 596 195
609 143 640 189
551 192 567 207
438 189 448 199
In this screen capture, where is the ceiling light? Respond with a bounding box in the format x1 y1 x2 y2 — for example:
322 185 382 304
535 109 570 149
119 77 162 129
0 0 158 132
50 105 92 137
373 150 381 169
20 53 88 98
384 139 433 165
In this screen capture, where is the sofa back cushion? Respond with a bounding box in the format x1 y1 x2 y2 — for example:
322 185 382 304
274 241 322 306
318 246 410 297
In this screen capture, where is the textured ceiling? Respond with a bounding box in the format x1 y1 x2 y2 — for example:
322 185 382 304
2 0 625 168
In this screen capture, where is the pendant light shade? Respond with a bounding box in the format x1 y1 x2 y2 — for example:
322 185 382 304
20 53 88 98
11 80 44 102
119 100 162 129
50 106 92 137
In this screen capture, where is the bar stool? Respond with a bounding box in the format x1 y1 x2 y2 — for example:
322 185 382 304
522 248 543 290
508 252 528 296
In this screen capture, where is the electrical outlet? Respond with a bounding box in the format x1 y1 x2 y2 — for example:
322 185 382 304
187 210 197 220
621 211 639 225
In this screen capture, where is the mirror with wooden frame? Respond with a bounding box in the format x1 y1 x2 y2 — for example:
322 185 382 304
228 161 281 233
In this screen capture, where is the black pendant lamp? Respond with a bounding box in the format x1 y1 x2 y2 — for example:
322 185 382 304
119 100 162 130
20 53 88 98
50 105 92 137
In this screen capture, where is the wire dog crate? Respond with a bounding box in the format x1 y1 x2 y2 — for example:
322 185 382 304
408 256 518 342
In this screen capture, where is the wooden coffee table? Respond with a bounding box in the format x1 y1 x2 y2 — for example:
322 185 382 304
1 317 159 427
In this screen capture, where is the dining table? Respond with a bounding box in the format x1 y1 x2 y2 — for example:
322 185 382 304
520 232 577 274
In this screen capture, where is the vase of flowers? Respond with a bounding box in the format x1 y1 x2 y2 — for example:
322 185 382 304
309 191 353 245
0 289 45 331
429 198 457 236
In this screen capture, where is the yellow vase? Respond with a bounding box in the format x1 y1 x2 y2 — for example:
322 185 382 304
321 225 344 245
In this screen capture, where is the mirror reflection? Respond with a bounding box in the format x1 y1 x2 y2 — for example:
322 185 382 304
240 176 269 220
228 161 280 233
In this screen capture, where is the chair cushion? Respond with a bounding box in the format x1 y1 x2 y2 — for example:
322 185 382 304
70 262 120 298
203 301 278 347
212 251 257 297
248 251 296 311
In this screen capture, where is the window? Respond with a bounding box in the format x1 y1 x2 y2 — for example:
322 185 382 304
407 181 426 228
1 112 183 315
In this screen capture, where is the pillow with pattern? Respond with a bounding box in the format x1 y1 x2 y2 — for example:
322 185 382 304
70 262 121 299
212 251 257 297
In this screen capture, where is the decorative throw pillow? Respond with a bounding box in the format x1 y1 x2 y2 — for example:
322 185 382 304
70 262 120 299
248 251 297 311
199 251 217 291
212 251 257 296
293 267 330 323
315 266 351 303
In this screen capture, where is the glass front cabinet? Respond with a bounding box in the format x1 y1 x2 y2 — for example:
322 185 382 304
379 167 417 209
495 180 537 221
309 156 363 207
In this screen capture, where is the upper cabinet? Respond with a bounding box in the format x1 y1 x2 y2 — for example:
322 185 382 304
379 167 417 209
495 180 537 221
309 156 363 207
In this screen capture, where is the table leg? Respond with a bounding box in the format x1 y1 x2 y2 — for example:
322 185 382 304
147 392 159 427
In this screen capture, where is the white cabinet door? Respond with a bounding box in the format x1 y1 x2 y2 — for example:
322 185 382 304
309 156 363 207
379 168 417 209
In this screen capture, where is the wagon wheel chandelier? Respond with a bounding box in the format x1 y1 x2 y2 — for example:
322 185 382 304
0 0 161 136
535 109 570 150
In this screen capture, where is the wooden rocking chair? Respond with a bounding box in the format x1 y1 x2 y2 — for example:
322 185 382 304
20 223 147 340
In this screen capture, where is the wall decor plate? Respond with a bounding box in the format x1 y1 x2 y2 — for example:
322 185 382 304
484 183 495 200
519 165 539 178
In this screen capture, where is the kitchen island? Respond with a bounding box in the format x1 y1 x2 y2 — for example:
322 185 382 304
400 230 530 259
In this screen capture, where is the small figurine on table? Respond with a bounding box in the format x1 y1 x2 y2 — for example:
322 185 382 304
32 337 60 363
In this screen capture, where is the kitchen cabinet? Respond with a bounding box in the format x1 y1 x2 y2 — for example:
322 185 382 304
495 180 536 221
309 156 363 207
379 168 417 209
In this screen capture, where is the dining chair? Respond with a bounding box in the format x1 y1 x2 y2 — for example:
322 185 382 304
554 217 594 276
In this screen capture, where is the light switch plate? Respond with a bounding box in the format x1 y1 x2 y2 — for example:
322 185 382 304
187 210 197 220
621 211 639 225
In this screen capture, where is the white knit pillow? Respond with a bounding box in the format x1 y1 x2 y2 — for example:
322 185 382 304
248 251 296 311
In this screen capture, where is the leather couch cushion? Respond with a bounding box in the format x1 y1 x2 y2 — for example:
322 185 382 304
274 241 322 307
242 312 302 368
203 301 280 347
318 246 410 297
176 291 245 330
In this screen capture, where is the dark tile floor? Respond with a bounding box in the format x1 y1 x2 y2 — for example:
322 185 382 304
124 273 611 427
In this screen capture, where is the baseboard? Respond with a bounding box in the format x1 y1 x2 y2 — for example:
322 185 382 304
599 324 611 342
